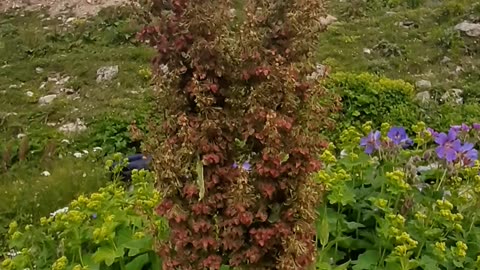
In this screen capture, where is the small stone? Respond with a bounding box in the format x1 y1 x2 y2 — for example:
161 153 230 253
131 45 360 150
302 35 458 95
73 152 83 158
38 94 57 105
65 17 75 23
58 119 87 134
35 67 44 74
454 21 480 37
320 14 337 27
415 80 432 90
440 56 451 64
441 88 463 104
63 88 75 95
56 76 70 85
41 171 51 177
0 90 6 95
363 48 371 54
96 65 119 83
415 91 431 103
26 91 34 97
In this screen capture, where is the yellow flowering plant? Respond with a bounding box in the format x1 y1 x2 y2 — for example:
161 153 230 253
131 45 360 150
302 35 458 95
2 155 169 270
315 122 480 269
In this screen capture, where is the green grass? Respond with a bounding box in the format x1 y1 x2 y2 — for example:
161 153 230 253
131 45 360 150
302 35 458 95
0 7 154 250
317 0 480 96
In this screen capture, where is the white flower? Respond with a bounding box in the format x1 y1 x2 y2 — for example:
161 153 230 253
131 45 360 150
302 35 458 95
17 133 26 139
50 207 68 217
6 249 21 258
73 152 83 158
26 91 34 97
61 139 70 144
340 149 348 159
82 150 89 154
41 171 51 177
93 147 103 152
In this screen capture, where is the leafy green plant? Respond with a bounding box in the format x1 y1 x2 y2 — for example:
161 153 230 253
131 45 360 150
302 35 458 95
325 72 418 134
2 155 168 270
315 121 480 269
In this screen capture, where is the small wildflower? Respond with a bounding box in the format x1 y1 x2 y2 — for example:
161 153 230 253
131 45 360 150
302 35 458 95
435 129 461 162
233 162 251 172
457 142 478 167
73 152 83 158
435 242 446 252
473 123 480 130
451 124 470 133
360 131 381 155
41 171 51 177
387 127 413 147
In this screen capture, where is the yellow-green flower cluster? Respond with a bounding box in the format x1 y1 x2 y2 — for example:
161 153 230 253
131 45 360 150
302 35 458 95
339 127 362 151
411 122 429 145
320 149 337 165
315 169 351 190
386 170 411 194
453 241 468 258
52 256 68 270
393 232 418 256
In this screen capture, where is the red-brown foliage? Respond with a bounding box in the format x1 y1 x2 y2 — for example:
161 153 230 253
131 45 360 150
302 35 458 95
139 0 340 269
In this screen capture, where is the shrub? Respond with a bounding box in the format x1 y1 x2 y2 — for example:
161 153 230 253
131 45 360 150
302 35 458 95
325 72 418 133
139 0 340 269
315 122 480 269
2 155 168 270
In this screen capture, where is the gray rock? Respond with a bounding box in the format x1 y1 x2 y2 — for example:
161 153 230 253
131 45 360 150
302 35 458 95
38 94 57 105
454 21 480 37
96 65 119 83
440 56 451 64
320 14 338 27
415 80 432 90
58 119 87 134
441 88 463 104
415 91 431 103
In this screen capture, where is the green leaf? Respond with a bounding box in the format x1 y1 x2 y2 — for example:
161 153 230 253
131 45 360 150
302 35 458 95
345 221 365 230
418 255 438 270
196 155 205 201
319 216 329 247
334 260 351 270
93 246 125 266
126 254 149 270
352 250 380 270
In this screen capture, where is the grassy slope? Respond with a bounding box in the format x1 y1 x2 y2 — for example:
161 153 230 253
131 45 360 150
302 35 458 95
317 0 480 101
0 7 154 237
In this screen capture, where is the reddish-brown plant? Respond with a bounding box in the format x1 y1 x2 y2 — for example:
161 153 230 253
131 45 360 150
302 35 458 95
139 0 340 269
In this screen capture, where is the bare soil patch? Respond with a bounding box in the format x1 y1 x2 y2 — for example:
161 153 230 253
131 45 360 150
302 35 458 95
0 0 131 16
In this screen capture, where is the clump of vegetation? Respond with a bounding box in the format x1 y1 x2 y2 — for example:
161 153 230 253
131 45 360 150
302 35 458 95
325 72 418 133
2 155 168 270
140 0 339 269
316 122 480 269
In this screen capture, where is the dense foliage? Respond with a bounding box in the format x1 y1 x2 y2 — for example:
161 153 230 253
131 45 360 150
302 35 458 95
325 72 418 134
315 121 480 269
138 0 340 269
2 155 168 270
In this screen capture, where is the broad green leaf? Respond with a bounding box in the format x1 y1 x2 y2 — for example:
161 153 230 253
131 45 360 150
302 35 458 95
125 253 149 270
352 250 380 270
196 155 205 201
93 246 125 266
345 221 365 231
149 251 162 270
334 260 351 270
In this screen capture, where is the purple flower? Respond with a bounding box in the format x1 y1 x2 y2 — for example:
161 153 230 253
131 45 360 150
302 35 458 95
427 128 439 138
434 130 461 162
473 123 480 130
233 162 251 172
457 143 478 167
387 127 413 147
360 131 381 155
451 124 470 133
91 213 97 219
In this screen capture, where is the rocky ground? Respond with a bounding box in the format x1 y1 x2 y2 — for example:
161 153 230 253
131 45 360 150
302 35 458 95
0 0 130 16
